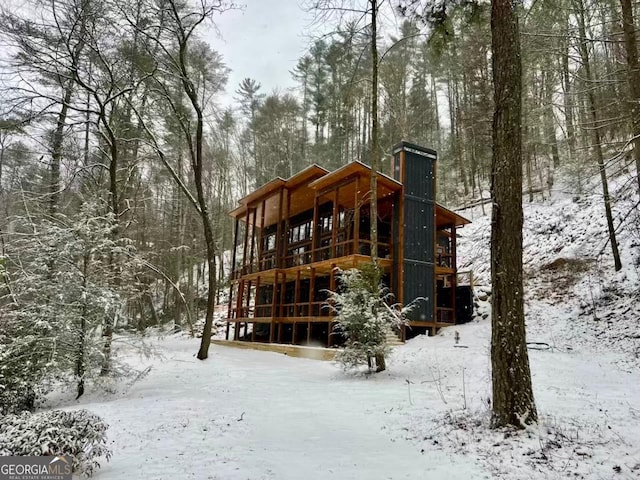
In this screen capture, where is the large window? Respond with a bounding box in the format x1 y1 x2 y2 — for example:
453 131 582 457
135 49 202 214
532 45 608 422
289 220 313 244
263 232 276 252
287 218 313 266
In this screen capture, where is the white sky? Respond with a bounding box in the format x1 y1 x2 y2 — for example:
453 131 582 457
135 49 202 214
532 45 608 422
207 1 316 106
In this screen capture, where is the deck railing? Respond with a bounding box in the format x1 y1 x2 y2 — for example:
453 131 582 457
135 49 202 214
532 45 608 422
230 300 329 320
232 239 392 279
435 307 455 324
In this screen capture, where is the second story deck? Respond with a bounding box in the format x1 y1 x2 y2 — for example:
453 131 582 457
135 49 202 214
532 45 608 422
228 162 403 281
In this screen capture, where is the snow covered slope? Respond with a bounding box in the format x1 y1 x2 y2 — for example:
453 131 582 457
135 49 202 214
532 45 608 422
457 176 640 367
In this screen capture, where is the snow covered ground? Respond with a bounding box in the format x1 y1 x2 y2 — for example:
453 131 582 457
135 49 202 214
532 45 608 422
49 177 639 479
59 336 490 479
60 320 640 480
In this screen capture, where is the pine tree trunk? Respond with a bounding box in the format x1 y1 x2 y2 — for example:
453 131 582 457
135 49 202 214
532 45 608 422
490 0 537 428
370 0 379 264
369 0 385 373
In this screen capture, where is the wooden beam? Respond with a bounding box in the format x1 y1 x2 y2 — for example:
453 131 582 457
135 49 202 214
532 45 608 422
282 188 291 268
242 208 251 274
275 188 284 268
328 262 336 347
228 315 334 324
315 172 359 197
253 275 261 342
353 175 360 254
230 217 239 278
227 217 240 342
244 280 252 340
237 254 392 286
256 199 266 271
312 193 320 262
249 208 257 273
294 269 301 317
292 269 301 345
331 187 339 258
234 279 244 341
278 272 286 343
308 267 315 345
269 271 278 343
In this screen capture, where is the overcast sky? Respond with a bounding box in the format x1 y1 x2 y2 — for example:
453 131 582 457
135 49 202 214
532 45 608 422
207 1 316 106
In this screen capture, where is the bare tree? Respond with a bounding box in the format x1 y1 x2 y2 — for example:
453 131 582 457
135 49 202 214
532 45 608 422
619 0 640 195
124 0 230 359
573 0 622 272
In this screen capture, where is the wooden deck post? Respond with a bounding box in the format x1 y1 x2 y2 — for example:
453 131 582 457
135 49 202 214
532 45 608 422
244 280 252 340
249 208 257 273
230 217 240 277
331 187 339 258
234 279 245 341
257 199 266 270
283 189 291 267
353 176 360 254
294 270 301 317
227 218 240 341
278 272 287 344
252 276 261 342
328 263 336 347
269 271 278 343
308 267 315 345
292 270 301 345
275 188 284 268
312 193 320 261
242 209 251 274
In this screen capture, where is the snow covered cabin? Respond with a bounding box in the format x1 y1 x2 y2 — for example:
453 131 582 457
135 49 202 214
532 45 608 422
224 142 472 346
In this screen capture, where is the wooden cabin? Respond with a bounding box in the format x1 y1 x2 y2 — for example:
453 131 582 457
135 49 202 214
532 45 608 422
225 142 472 346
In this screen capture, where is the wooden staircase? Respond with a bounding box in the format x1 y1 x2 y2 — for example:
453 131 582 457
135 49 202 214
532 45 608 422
385 330 404 346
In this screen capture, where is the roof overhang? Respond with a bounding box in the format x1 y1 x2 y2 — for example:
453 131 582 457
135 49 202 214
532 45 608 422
436 204 472 228
308 161 402 195
229 164 331 226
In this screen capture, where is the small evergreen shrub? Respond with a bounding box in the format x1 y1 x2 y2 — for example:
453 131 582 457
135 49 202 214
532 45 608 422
0 409 111 477
327 264 409 371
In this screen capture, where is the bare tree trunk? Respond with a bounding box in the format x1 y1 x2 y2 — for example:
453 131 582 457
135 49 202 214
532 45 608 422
620 0 640 195
574 0 622 271
76 254 89 399
561 20 577 162
49 80 74 215
543 70 561 170
163 2 219 359
490 0 537 428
